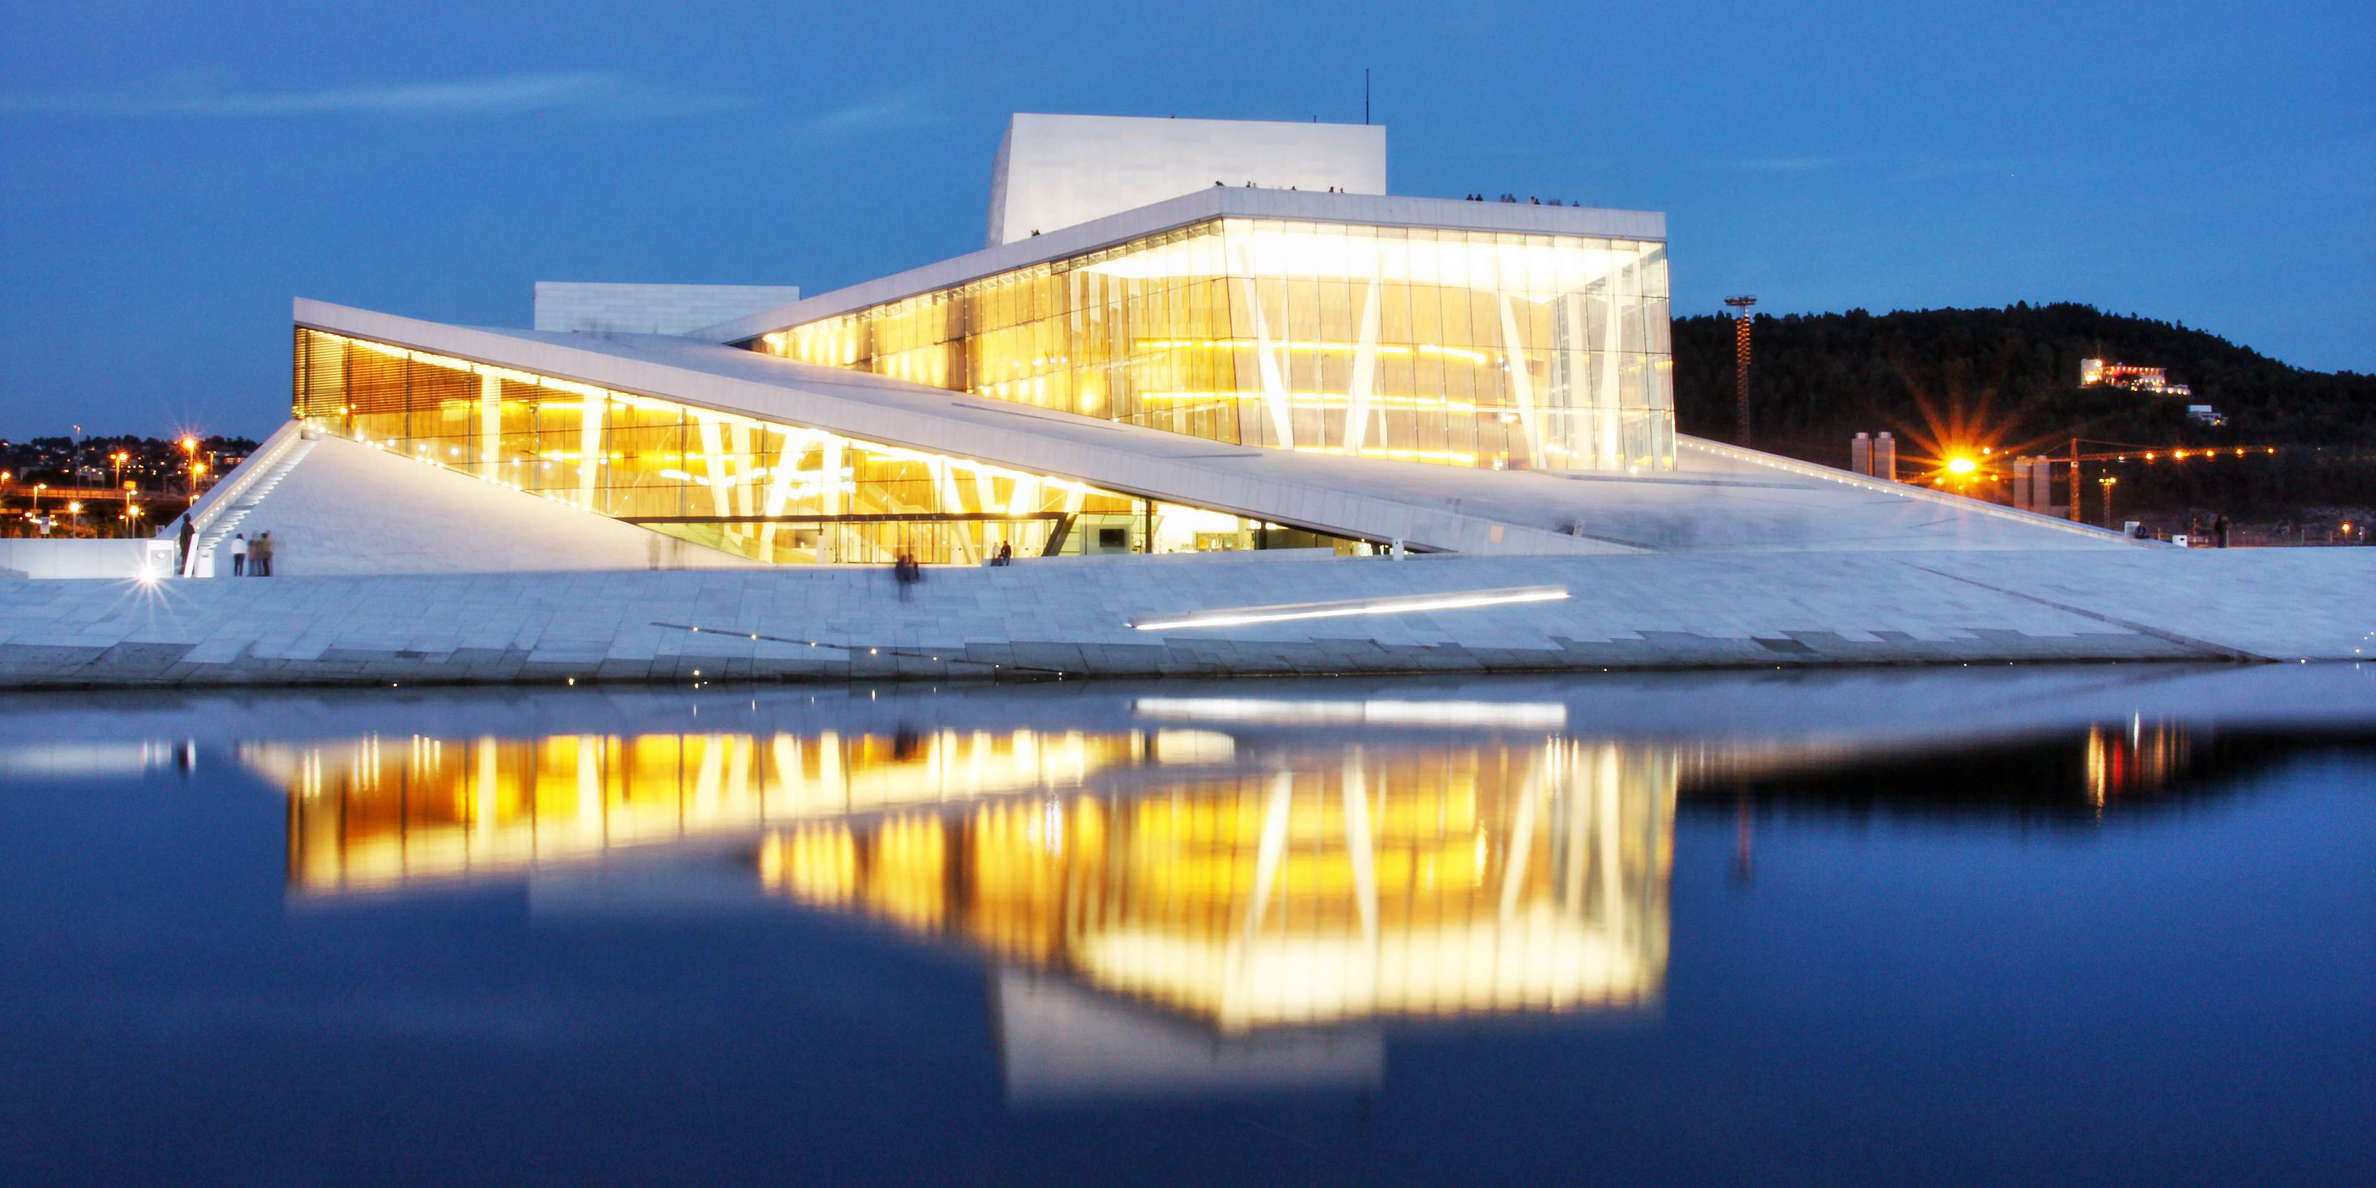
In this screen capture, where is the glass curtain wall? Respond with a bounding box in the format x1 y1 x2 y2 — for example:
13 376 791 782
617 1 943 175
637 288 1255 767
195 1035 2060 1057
758 217 1675 472
292 328 1355 565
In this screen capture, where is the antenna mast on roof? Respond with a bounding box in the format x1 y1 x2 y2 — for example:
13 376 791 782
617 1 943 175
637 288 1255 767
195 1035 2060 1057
1364 68 1371 125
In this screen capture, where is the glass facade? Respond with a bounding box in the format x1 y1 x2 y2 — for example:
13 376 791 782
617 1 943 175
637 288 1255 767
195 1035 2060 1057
756 217 1675 471
292 328 1358 565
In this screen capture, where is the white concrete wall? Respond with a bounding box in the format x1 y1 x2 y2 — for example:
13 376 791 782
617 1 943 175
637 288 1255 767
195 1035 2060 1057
533 283 803 336
0 538 176 580
986 114 1386 246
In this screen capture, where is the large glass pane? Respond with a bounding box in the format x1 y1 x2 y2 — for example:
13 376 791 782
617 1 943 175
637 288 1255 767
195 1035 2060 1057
736 216 1673 472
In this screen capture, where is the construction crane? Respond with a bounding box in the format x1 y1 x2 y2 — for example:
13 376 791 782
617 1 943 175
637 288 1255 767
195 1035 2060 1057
1724 295 1758 445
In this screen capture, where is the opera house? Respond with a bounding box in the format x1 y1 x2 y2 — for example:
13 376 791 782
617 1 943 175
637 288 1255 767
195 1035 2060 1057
12 112 2360 690
239 112 2117 574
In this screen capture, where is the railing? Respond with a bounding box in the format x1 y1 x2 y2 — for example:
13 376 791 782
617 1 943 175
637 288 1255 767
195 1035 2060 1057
1676 436 2145 545
174 423 312 575
182 422 307 539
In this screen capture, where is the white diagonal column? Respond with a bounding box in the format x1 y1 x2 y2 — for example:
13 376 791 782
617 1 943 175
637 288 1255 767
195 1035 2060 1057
478 374 502 480
1343 280 1382 455
1498 296 1544 467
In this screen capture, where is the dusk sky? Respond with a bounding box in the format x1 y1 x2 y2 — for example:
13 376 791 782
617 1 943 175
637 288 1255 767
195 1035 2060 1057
3 0 2368 440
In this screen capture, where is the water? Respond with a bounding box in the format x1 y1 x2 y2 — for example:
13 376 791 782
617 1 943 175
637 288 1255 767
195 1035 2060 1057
2 665 2371 1184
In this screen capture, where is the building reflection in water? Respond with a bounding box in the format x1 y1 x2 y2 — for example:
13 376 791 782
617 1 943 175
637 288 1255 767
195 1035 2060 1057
257 727 1232 892
255 707 1673 1038
243 704 2235 1099
2085 719 2190 813
759 740 1674 1033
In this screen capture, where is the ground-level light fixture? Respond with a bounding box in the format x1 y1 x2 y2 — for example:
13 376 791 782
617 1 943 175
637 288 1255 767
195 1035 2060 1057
1130 585 1569 632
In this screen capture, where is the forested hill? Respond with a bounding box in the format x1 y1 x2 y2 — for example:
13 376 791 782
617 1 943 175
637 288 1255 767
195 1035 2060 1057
1670 303 2376 470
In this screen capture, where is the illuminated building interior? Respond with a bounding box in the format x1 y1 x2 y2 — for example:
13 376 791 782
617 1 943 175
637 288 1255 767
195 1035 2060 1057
262 724 1676 1032
291 327 1361 565
753 218 1675 473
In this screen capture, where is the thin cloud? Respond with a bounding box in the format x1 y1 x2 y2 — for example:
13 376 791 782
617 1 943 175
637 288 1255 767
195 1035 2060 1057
0 67 752 121
783 81 950 142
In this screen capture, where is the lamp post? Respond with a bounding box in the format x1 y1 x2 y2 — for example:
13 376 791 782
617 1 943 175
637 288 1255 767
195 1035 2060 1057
180 436 199 501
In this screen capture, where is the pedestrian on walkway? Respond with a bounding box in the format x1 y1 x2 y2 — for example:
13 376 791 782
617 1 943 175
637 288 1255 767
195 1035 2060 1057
252 531 274 576
893 551 920 600
176 515 194 574
2214 514 2230 548
229 533 248 576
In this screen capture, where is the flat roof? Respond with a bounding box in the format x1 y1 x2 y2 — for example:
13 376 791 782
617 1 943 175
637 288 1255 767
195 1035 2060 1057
696 187 1666 345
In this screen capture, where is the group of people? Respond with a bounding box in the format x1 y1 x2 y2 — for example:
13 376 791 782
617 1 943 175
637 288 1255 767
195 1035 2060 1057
227 531 275 575
174 514 276 576
892 542 1014 597
1464 193 1570 205
1210 181 1355 193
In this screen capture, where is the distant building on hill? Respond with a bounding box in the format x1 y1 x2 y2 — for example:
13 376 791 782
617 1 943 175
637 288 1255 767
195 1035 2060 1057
2079 358 2193 398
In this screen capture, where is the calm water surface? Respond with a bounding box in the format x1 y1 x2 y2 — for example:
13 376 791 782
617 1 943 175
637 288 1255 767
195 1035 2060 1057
2 665 2370 1184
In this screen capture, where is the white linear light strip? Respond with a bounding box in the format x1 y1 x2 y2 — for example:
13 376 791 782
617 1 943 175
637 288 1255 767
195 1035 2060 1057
1132 697 1568 728
1129 585 1569 631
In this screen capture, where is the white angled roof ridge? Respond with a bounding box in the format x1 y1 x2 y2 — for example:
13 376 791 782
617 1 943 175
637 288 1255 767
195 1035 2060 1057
691 187 1667 345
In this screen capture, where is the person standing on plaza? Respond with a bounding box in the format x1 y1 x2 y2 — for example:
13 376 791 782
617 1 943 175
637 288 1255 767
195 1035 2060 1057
176 514 194 574
228 532 247 577
252 531 274 576
893 551 924 600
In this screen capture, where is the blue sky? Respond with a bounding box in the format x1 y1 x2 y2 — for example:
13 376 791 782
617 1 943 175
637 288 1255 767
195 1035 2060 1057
2 0 2369 439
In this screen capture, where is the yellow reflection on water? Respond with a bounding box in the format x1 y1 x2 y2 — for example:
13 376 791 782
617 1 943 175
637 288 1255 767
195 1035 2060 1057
261 725 1676 1032
764 740 1674 1032
260 727 1232 892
